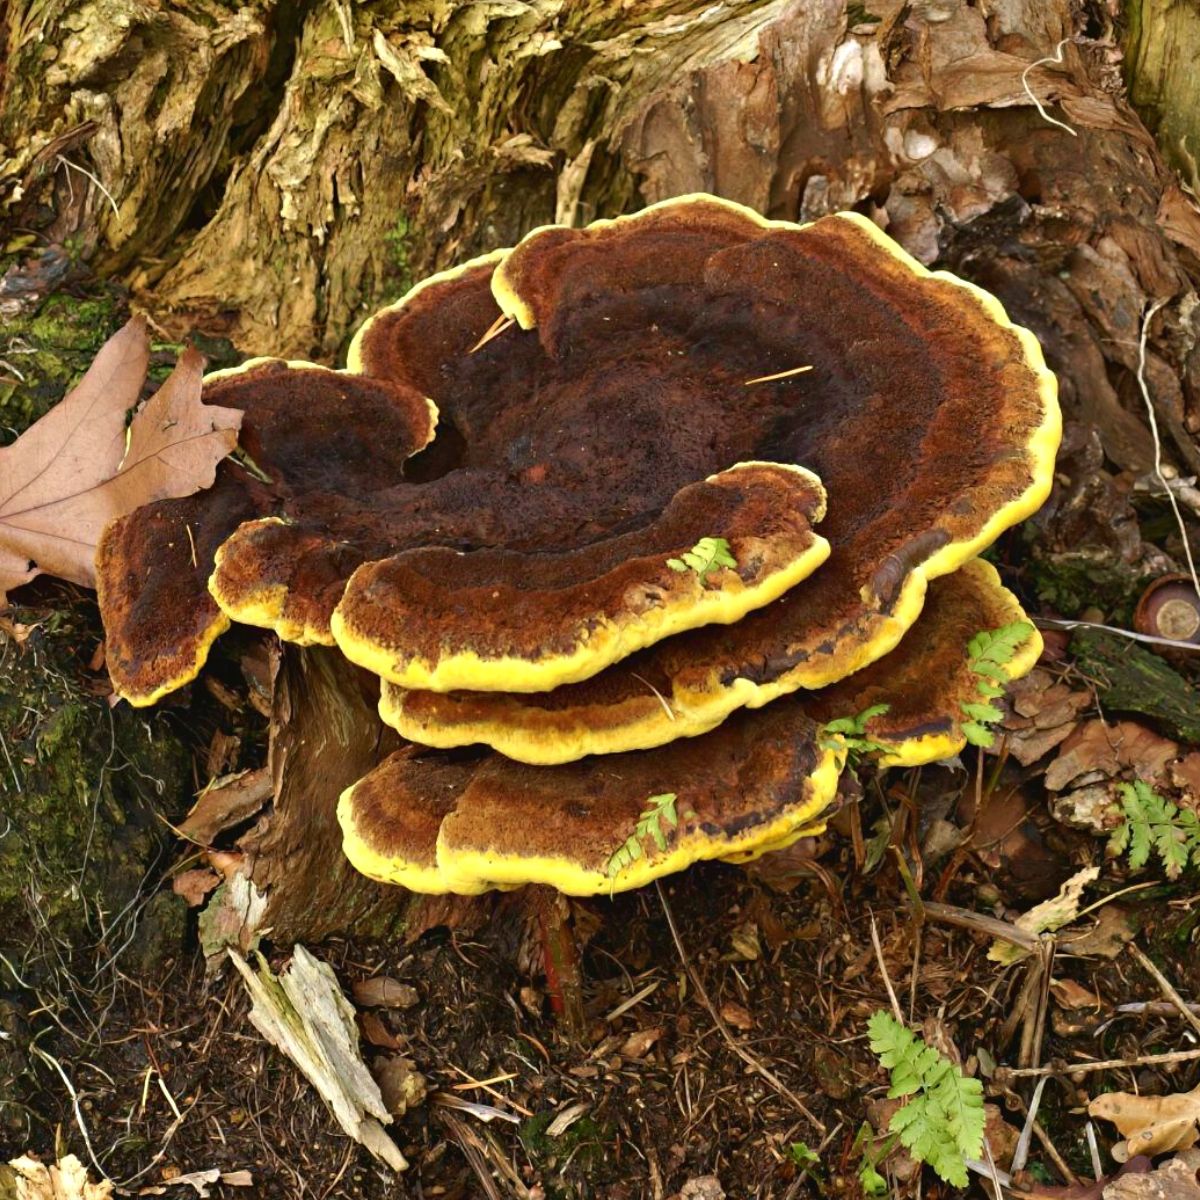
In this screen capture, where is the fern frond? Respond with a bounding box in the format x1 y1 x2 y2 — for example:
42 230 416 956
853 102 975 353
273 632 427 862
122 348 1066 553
1108 780 1200 880
867 1011 984 1189
607 793 681 878
956 619 1033 749
666 537 737 585
819 704 891 761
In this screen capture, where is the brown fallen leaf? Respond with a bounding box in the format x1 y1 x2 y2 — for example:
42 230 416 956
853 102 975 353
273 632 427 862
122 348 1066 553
178 767 273 846
620 1026 664 1058
359 1010 406 1051
352 976 420 1010
172 868 221 907
1090 1085 1200 1161
720 1001 754 1031
1103 1155 1200 1200
372 1055 427 1118
0 318 241 604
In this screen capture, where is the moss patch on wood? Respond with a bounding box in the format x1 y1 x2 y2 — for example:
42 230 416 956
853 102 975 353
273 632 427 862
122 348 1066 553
0 600 189 960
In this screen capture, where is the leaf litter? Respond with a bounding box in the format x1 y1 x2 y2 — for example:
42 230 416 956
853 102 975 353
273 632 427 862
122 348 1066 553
0 317 241 603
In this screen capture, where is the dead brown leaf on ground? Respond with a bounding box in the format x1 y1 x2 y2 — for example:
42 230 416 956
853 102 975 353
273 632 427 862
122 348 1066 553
1046 721 1179 793
1090 1085 1200 1161
1004 668 1092 766
1103 1156 1200 1200
0 317 241 604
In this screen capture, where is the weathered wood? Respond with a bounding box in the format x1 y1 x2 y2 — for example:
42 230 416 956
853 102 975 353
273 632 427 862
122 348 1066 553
200 646 407 951
1070 628 1200 745
1124 0 1200 190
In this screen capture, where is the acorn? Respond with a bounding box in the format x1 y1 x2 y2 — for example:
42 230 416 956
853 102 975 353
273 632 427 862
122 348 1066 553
1134 574 1200 644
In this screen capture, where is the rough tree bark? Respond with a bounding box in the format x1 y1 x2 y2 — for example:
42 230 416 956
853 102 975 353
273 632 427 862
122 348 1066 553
3 0 1200 942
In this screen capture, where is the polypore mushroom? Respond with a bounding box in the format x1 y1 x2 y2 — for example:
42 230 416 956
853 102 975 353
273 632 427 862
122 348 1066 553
330 462 829 692
96 359 436 705
338 703 842 897
365 195 1058 759
340 559 1041 896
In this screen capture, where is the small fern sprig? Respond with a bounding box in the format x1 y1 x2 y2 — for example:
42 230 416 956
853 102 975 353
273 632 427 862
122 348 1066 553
959 621 1033 748
1109 779 1200 880
867 1011 985 1188
667 537 737 585
819 703 891 765
607 793 686 878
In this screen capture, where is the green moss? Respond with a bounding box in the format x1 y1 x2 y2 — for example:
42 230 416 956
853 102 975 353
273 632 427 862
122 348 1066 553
0 602 189 960
1027 548 1148 624
519 1111 608 1187
382 213 414 299
0 289 124 440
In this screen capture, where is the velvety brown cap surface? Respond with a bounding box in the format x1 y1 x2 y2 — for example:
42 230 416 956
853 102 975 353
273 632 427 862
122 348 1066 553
97 361 436 703
340 699 840 896
331 462 827 691
375 197 1057 757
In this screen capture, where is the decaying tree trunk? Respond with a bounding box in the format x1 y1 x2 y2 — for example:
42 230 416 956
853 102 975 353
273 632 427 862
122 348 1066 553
5 0 1200 940
197 647 408 953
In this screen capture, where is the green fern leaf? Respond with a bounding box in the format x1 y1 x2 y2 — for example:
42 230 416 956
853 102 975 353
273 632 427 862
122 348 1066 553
666 537 737 585
867 1011 984 1188
957 620 1032 749
961 721 996 748
961 701 1004 723
1108 780 1200 877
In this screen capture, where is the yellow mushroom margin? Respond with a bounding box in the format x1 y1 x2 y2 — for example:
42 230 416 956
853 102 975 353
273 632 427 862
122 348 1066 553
384 195 1059 760
204 358 439 648
330 462 830 694
807 558 1042 769
383 559 1041 769
338 703 843 897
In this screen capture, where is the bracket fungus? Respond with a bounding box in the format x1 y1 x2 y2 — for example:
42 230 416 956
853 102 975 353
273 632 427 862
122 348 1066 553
91 192 1059 906
339 560 1039 896
330 463 829 692
97 359 436 704
362 195 1058 760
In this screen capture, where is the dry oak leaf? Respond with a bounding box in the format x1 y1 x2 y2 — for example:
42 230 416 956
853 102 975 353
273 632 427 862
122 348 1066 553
1090 1086 1200 1162
0 317 241 604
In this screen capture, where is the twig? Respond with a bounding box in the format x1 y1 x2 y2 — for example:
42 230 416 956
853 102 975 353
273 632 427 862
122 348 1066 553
469 313 515 354
1136 297 1200 597
28 1043 107 1181
1128 943 1200 1041
1034 615 1200 653
921 901 1038 951
1020 40 1078 137
656 882 825 1132
631 673 676 722
56 154 121 218
869 915 904 1024
1002 1045 1200 1077
1086 1121 1103 1181
743 365 813 386
1011 1076 1047 1173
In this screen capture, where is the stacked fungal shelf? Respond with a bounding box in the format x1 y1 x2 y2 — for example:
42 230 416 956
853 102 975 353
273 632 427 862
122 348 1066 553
97 197 1061 897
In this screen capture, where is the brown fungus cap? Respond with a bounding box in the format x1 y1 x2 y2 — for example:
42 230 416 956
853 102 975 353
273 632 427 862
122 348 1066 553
373 195 1058 759
96 359 436 705
803 558 1042 767
331 462 829 692
383 558 1040 766
343 559 1040 897
338 702 842 897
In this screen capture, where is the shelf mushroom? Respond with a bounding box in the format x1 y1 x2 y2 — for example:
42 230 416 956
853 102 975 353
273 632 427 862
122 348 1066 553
352 195 1057 756
338 560 1041 896
96 360 437 705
